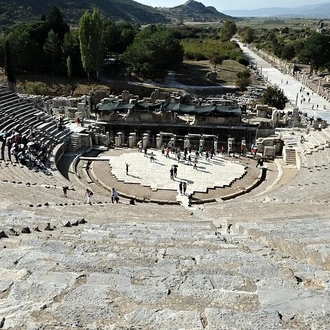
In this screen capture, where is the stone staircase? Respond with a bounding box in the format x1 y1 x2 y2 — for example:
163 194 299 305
284 147 296 165
66 133 79 153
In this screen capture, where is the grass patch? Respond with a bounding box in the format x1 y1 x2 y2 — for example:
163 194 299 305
177 59 247 86
24 82 47 95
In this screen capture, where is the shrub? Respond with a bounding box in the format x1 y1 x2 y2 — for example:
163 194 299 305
25 82 47 95
237 57 249 66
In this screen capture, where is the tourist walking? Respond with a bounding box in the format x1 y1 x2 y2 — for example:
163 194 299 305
7 138 12 162
193 158 198 170
179 182 183 195
85 188 93 205
62 185 69 197
183 182 187 195
256 157 263 168
170 167 174 179
173 165 178 177
126 163 130 175
205 151 209 161
111 188 119 203
1 135 6 160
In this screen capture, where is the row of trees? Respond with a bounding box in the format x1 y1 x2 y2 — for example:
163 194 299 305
2 6 244 83
238 24 330 73
2 6 183 82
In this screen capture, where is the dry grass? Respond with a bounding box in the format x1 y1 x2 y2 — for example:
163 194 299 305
176 59 248 86
8 59 247 97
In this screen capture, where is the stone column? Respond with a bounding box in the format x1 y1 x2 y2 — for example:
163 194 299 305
241 138 246 154
77 103 86 118
170 135 176 148
129 132 136 148
228 137 234 154
128 135 134 148
143 133 149 149
199 136 204 151
117 132 122 147
156 134 162 149
184 136 190 149
44 100 50 115
213 137 218 152
106 132 110 146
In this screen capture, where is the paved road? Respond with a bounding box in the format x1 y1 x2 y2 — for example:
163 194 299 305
238 42 330 123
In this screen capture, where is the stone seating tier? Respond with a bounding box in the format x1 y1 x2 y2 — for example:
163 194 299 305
0 204 329 329
0 103 30 116
2 86 330 328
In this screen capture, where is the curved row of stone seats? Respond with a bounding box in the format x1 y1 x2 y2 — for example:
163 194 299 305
0 87 18 100
0 94 22 110
1 207 329 329
199 145 330 233
302 147 330 169
0 103 31 118
0 160 68 188
2 101 36 116
0 163 86 209
0 102 35 119
0 117 19 134
233 216 330 270
299 143 330 169
0 86 72 146
312 130 330 147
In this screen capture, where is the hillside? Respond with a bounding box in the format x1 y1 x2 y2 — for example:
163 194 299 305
0 0 231 26
157 0 231 23
223 2 330 18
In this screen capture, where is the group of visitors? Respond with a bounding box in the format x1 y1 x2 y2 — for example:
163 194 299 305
0 128 54 171
84 187 121 205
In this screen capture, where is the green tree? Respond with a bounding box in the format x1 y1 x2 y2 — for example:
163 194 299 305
298 33 330 73
281 44 295 61
240 27 254 44
6 26 42 73
122 25 184 80
103 20 136 55
62 30 84 77
43 29 61 75
46 6 69 42
4 39 15 86
236 70 251 91
220 20 237 41
79 8 104 80
210 55 224 70
260 85 288 110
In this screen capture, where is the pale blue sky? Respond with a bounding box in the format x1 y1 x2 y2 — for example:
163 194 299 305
136 0 326 11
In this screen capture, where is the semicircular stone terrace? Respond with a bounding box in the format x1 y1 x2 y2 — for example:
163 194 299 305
107 149 246 194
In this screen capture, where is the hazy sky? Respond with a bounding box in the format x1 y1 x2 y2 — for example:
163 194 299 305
136 0 325 11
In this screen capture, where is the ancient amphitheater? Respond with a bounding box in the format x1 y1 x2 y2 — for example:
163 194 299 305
1 85 330 330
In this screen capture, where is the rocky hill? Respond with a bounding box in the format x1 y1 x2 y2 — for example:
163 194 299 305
157 0 231 23
0 0 231 26
223 2 330 18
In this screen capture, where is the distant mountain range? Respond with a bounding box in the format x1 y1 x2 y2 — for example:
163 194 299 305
157 0 231 23
223 2 330 18
0 0 230 27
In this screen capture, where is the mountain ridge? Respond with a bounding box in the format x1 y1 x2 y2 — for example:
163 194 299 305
0 0 230 26
223 2 330 18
